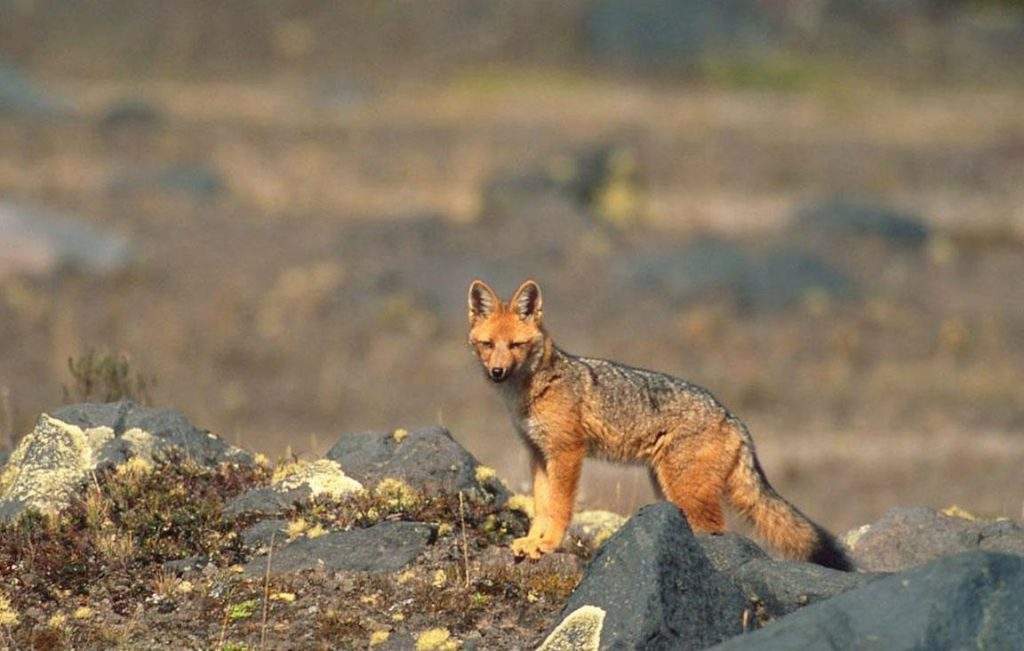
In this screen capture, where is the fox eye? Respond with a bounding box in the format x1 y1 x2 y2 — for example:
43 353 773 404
509 341 528 349
478 340 493 349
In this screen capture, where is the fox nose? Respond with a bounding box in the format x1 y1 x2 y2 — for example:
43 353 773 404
489 367 508 382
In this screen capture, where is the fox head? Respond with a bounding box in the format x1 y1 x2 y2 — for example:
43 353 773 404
467 279 547 384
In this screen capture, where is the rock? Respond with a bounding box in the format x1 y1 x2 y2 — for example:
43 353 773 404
792 197 930 248
326 426 507 504
0 202 132 279
245 521 435 576
107 165 226 200
537 605 606 651
556 502 746 649
223 487 309 519
223 458 363 519
617 238 853 311
712 551 1024 650
0 61 71 117
567 510 626 551
843 506 1024 572
0 403 251 521
587 0 772 68
239 519 290 552
699 533 879 620
51 400 253 468
162 555 209 575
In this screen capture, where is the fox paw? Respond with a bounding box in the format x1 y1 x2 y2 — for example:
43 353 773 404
510 535 558 560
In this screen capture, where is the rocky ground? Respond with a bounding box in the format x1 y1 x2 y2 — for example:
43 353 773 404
2 402 1023 650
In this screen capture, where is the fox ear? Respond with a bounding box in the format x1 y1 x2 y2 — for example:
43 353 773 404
468 280 500 322
511 280 543 321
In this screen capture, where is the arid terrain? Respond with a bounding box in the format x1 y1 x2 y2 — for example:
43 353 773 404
2 3 1024 537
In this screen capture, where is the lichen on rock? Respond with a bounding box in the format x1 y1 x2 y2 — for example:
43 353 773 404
537 605 605 651
272 458 363 499
568 510 625 550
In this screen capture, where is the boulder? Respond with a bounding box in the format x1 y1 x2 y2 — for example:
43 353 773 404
555 502 747 649
617 239 854 312
245 521 435 576
843 506 1024 572
0 202 132 279
326 426 507 504
791 197 930 248
0 403 251 521
712 551 1024 650
239 519 290 553
699 533 880 619
223 458 364 519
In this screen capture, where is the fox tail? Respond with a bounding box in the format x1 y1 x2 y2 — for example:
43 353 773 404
724 418 852 571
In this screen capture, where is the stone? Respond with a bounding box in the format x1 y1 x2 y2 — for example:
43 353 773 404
0 403 251 521
0 202 132 279
557 502 747 649
712 551 1024 650
239 519 290 553
245 521 436 576
326 426 507 504
223 459 364 519
843 506 1024 572
792 197 930 248
537 605 605 651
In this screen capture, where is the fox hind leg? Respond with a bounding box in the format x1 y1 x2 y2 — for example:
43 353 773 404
651 429 737 534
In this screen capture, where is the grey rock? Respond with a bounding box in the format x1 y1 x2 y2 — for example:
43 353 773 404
588 0 773 68
699 533 879 619
712 551 1024 650
0 61 71 117
245 521 435 576
52 400 253 468
618 238 853 311
162 555 209 575
843 506 1024 572
326 426 507 504
239 519 290 552
0 202 132 278
0 402 251 521
223 487 310 519
792 197 930 248
557 502 747 650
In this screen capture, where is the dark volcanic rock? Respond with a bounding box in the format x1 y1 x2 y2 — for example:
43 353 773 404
52 400 253 468
844 506 1024 572
326 426 507 504
246 521 436 576
557 502 746 650
239 519 290 552
699 533 880 619
713 551 1024 650
222 487 311 519
792 197 930 248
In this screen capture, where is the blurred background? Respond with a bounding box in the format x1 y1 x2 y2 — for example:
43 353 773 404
1 0 1022 532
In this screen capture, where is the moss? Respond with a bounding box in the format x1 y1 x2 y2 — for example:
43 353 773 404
226 598 260 621
392 428 409 443
506 494 534 518
370 629 391 646
374 477 422 511
474 465 496 483
0 589 19 627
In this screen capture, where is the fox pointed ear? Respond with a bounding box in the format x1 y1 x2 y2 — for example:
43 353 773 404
468 280 500 322
511 280 543 321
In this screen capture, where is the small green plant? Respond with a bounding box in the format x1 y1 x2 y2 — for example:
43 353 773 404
226 599 260 621
62 349 155 405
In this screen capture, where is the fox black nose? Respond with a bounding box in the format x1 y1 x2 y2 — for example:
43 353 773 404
489 367 508 382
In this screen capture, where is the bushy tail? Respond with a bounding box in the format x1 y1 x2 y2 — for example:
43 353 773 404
725 419 852 571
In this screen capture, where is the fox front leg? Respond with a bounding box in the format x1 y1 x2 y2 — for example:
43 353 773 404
511 444 584 560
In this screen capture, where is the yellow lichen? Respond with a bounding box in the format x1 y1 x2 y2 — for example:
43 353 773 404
375 477 421 511
941 505 977 521
570 510 626 549
115 456 153 478
415 627 459 650
47 612 67 628
474 465 496 483
370 630 391 647
392 428 409 443
273 459 363 499
537 605 606 651
270 592 296 603
73 606 94 620
306 523 327 539
253 453 271 467
437 522 453 537
397 570 416 585
507 494 534 518
431 569 447 588
0 591 19 627
176 580 194 595
287 518 309 539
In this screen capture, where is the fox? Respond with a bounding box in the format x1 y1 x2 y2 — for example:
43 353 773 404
467 278 851 570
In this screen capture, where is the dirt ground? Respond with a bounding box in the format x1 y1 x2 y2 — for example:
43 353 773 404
2 69 1023 535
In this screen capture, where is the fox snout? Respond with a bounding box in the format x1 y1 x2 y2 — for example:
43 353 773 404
489 366 509 383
